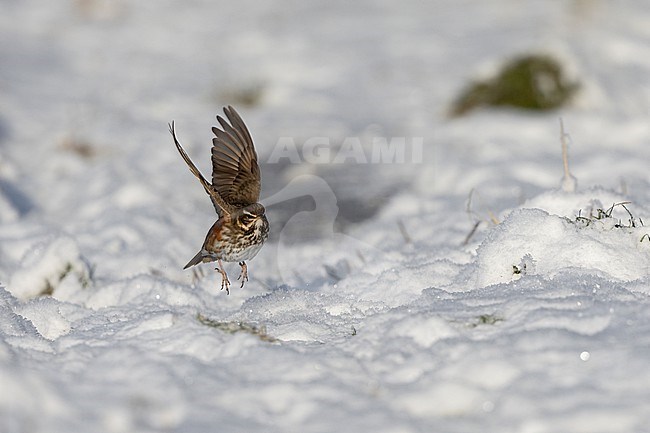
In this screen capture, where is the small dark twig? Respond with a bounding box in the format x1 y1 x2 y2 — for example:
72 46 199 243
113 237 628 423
397 220 412 244
620 203 637 228
575 202 645 230
462 221 482 246
605 201 632 218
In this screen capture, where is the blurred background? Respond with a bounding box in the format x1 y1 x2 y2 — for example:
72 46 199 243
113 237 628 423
1 0 649 284
3 4 650 431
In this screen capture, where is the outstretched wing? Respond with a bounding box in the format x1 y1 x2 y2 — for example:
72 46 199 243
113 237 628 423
169 121 233 218
211 106 261 208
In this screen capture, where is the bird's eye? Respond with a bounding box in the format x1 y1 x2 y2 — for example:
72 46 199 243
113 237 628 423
241 213 254 224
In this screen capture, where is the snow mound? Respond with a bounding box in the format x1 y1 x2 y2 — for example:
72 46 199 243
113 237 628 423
8 235 93 300
474 204 650 288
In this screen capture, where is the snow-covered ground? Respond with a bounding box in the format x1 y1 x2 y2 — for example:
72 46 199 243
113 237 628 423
2 1 650 432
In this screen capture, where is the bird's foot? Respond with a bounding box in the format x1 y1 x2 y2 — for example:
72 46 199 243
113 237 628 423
215 266 231 295
237 261 248 288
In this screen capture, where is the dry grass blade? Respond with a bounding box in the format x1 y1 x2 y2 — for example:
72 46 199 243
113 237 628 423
397 220 412 244
197 313 278 343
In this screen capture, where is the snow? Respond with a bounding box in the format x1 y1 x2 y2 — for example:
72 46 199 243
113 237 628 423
2 1 650 432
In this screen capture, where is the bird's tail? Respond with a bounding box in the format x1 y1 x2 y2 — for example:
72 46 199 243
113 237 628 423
183 251 204 269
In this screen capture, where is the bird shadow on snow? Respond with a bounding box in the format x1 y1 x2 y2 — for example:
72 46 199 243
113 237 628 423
260 174 385 291
0 178 34 217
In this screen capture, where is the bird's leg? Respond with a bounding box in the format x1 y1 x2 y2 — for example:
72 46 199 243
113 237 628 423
215 259 231 295
237 261 248 288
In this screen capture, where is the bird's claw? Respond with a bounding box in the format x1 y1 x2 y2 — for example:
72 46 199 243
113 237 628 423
216 267 231 295
237 261 248 288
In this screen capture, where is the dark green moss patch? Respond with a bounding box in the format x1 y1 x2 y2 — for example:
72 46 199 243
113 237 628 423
450 54 579 117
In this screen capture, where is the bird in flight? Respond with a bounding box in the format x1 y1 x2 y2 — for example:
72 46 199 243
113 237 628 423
169 106 269 294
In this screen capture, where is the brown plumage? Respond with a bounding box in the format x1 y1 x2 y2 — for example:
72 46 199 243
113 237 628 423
169 106 269 294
